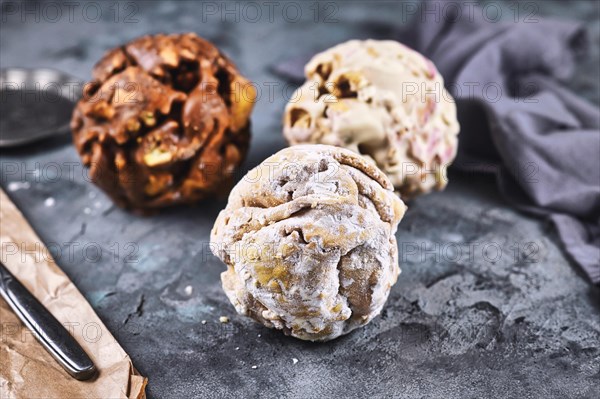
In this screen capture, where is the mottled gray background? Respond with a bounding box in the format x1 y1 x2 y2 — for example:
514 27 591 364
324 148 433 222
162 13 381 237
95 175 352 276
1 1 599 398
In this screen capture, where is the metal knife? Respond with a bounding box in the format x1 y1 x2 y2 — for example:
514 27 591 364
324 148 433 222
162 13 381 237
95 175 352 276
0 261 96 380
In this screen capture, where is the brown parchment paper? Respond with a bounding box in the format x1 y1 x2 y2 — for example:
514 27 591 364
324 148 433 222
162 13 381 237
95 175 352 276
0 189 147 399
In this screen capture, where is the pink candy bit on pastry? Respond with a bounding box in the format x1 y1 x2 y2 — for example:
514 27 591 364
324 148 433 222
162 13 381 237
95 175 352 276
284 39 460 199
210 145 406 341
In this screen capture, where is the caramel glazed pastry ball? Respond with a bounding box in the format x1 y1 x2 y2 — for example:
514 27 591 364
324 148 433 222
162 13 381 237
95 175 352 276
211 145 406 341
284 40 460 199
71 33 256 211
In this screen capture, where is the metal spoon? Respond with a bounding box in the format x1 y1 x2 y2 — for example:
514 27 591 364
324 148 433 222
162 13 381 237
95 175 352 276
0 68 82 147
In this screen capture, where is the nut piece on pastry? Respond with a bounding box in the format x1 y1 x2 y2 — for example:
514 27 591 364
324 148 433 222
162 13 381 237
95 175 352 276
210 145 406 341
283 39 460 199
71 33 256 212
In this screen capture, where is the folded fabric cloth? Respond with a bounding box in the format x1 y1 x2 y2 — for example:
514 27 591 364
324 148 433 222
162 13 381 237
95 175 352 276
272 1 600 283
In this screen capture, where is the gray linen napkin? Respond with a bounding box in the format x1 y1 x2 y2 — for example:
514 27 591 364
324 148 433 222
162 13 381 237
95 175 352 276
271 2 600 283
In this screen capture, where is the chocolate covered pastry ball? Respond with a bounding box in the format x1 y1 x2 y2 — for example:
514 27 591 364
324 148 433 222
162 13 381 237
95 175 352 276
284 40 459 199
71 33 256 211
210 145 406 341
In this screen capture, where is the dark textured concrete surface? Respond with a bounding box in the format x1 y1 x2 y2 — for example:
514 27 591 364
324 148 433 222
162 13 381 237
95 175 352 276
1 1 599 398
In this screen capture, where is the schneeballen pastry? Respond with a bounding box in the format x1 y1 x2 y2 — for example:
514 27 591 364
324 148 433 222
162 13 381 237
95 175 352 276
71 33 256 212
284 40 459 199
210 145 406 341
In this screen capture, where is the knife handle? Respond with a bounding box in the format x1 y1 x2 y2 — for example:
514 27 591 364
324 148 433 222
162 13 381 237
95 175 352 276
0 262 96 380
